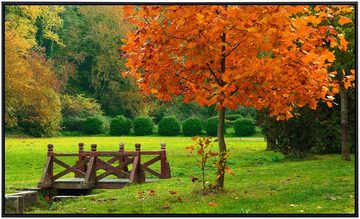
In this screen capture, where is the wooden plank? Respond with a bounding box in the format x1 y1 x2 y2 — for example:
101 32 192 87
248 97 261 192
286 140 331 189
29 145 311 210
53 158 88 180
53 157 86 177
140 151 161 155
84 157 96 185
96 166 130 181
106 157 119 164
92 152 136 156
129 156 140 183
39 157 53 185
96 159 123 178
52 153 88 156
142 155 161 168
52 152 137 156
96 158 132 180
143 166 161 178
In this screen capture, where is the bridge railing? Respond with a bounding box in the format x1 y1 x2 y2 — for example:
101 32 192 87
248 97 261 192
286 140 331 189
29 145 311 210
38 142 171 189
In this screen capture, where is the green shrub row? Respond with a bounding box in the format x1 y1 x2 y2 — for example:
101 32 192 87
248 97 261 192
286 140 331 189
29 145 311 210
62 115 257 136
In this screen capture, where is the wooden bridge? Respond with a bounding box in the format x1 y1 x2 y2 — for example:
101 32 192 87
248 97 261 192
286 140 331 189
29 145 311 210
38 142 171 189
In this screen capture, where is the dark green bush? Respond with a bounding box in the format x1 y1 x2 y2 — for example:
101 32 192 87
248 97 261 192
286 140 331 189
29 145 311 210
133 116 154 136
205 116 226 136
83 116 105 135
182 117 203 136
158 116 181 136
110 115 132 136
234 118 256 136
62 117 85 131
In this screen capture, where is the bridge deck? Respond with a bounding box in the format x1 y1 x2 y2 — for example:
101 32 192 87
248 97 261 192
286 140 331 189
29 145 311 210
53 178 158 189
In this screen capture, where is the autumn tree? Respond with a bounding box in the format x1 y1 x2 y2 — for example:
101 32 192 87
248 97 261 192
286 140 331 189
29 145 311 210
122 5 345 188
310 5 355 160
5 6 63 136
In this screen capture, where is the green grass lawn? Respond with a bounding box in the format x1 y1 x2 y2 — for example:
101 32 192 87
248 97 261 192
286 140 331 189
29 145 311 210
5 136 355 214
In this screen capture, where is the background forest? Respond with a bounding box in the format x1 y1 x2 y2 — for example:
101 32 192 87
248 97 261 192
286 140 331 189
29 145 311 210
4 5 355 158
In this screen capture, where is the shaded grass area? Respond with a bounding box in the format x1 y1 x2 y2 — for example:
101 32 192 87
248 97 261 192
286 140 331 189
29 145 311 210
5 136 355 214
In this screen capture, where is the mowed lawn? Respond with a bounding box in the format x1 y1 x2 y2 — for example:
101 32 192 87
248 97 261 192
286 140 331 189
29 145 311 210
5 136 355 214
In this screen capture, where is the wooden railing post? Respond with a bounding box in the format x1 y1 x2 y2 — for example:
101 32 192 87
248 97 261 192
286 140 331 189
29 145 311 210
38 144 54 188
83 144 97 187
119 142 129 174
75 143 86 178
160 143 171 179
129 143 145 183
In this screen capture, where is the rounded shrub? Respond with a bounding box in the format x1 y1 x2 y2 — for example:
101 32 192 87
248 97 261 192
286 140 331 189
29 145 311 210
182 117 203 136
83 116 105 135
205 116 226 136
234 118 255 136
110 115 132 136
62 117 85 131
158 116 181 136
133 116 154 136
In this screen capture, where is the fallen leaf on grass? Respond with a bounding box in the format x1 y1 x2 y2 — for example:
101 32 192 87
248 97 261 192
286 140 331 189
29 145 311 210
316 206 322 209
299 210 304 213
162 203 171 210
326 195 337 201
289 204 299 207
169 190 177 195
189 176 199 183
79 208 87 212
208 201 219 206
177 196 183 202
147 189 156 196
235 197 239 200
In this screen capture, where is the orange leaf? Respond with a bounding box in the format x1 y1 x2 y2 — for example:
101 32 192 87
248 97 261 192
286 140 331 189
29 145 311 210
208 201 219 206
326 102 333 107
338 34 348 51
225 166 235 176
338 16 352 25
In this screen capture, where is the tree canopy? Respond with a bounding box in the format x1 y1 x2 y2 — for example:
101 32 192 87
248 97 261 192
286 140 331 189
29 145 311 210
122 5 354 120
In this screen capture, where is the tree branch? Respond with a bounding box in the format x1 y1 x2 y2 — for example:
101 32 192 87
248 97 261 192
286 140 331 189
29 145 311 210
181 76 212 92
206 63 223 86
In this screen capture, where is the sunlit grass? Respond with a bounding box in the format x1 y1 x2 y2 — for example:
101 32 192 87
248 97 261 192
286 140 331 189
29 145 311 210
5 136 355 214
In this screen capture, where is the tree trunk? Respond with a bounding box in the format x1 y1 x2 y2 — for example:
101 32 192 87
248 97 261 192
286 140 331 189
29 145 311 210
266 135 277 151
216 106 227 189
340 85 351 161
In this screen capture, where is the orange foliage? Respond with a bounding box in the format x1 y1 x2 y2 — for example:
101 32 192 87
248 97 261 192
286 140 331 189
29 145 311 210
121 5 351 120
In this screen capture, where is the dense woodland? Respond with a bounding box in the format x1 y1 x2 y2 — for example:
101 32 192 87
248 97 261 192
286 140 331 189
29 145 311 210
5 5 355 159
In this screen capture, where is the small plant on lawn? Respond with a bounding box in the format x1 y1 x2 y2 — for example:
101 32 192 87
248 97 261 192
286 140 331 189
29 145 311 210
186 136 219 193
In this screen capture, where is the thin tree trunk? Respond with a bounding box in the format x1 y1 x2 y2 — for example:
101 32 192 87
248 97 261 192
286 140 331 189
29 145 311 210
216 106 227 189
266 135 277 151
340 85 350 161
216 31 227 189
